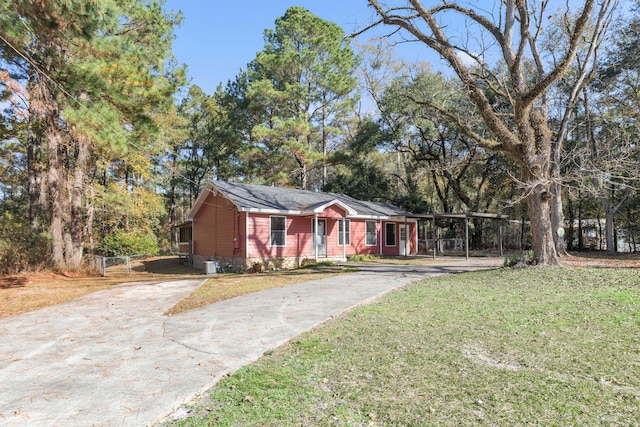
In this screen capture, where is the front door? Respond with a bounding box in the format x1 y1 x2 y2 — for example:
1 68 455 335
399 225 408 256
313 219 327 257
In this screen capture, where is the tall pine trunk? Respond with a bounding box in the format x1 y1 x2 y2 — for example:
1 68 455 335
27 127 45 231
64 134 89 268
46 120 66 268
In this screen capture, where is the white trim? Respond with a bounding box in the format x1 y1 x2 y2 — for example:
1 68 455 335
342 220 346 259
245 211 249 258
314 216 318 261
365 220 377 246
312 217 328 259
337 219 351 246
399 224 408 256
270 215 287 247
178 225 192 245
311 200 358 216
385 222 397 247
187 181 243 221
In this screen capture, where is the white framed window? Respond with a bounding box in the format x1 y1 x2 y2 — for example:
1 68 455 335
338 219 350 246
385 222 396 246
179 227 192 243
365 221 377 246
270 216 286 246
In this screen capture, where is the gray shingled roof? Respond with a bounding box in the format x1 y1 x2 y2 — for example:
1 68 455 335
211 181 411 218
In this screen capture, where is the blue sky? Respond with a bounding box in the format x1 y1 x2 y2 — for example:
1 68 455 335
163 1 430 94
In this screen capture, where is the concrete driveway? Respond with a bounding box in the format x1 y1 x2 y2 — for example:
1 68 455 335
0 257 501 426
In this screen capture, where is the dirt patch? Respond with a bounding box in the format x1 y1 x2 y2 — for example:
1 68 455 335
0 256 202 319
562 252 640 268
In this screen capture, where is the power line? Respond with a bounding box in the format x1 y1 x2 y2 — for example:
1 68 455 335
0 32 209 193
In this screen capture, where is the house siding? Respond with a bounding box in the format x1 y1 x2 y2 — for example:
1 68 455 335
350 219 380 255
187 182 419 270
193 191 240 258
247 214 314 259
380 220 418 256
318 205 347 218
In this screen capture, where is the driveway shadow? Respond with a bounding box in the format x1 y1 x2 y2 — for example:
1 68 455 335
0 276 27 289
140 257 201 275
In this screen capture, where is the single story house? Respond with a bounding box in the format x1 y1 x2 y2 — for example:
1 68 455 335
177 181 418 271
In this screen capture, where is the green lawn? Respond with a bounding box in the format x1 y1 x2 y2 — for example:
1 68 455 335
166 267 640 426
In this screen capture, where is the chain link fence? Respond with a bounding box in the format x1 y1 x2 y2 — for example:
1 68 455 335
93 255 148 276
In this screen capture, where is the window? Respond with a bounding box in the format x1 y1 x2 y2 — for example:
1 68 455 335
179 227 192 243
338 219 350 246
365 221 377 246
270 216 286 246
385 222 396 246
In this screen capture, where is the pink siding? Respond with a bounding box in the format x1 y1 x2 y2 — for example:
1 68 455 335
245 215 417 259
318 205 347 218
247 214 313 258
350 219 381 255
380 221 417 256
193 193 417 260
192 192 243 258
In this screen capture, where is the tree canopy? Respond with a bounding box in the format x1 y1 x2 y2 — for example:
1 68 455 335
239 6 360 189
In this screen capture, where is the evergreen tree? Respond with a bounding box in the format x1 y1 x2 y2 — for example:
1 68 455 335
240 7 360 189
0 0 184 268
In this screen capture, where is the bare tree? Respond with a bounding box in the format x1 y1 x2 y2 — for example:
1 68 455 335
365 0 616 265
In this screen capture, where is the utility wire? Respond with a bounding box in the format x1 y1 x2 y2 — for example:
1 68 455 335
0 31 212 197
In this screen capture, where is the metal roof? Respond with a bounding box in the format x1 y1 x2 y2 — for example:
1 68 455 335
411 212 509 220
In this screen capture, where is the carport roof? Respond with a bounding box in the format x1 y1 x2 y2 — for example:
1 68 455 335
411 212 509 220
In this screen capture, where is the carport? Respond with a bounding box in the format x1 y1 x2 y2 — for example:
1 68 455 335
409 212 509 260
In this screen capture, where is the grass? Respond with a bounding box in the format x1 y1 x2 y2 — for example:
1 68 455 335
164 263 357 316
165 267 640 426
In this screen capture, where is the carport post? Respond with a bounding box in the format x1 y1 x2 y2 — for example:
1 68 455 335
432 216 436 259
404 216 408 257
379 219 383 256
465 216 469 260
499 220 504 257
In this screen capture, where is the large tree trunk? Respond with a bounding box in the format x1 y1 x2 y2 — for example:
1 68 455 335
64 135 89 268
46 123 66 268
41 76 76 269
85 185 95 255
27 76 48 232
525 170 560 265
27 127 46 231
550 182 567 256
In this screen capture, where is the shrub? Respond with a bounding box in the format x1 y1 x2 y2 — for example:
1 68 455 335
98 230 159 257
350 253 379 262
503 250 536 267
0 212 51 275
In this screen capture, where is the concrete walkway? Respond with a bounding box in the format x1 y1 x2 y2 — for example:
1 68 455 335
0 258 501 427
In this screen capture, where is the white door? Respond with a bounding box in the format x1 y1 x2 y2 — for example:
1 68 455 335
314 219 327 257
399 225 408 256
